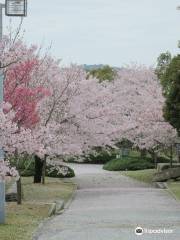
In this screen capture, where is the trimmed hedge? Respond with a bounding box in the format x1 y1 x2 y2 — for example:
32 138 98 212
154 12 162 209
103 156 154 171
103 153 173 172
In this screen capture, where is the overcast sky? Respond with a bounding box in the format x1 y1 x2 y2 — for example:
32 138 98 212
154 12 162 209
3 0 180 67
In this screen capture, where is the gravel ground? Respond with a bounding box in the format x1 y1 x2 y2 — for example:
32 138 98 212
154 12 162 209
34 164 180 240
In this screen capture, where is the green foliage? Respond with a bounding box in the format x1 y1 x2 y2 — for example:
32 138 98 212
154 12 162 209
103 153 170 171
155 51 172 82
156 54 180 132
103 156 154 171
46 165 75 178
88 65 116 82
66 147 118 164
9 155 75 178
9 155 34 176
84 149 117 164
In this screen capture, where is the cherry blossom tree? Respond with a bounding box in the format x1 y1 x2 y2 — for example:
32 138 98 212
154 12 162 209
1 104 45 153
34 64 177 175
103 66 177 162
32 64 118 182
1 35 177 182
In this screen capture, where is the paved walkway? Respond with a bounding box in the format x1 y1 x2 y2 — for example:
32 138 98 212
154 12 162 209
34 164 180 240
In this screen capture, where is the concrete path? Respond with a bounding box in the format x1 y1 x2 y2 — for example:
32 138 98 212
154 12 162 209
34 164 180 240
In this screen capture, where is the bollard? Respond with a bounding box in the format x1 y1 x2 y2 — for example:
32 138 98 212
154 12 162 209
0 180 5 224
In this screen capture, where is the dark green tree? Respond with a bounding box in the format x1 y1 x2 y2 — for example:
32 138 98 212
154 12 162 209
156 54 180 134
88 65 116 82
155 51 171 83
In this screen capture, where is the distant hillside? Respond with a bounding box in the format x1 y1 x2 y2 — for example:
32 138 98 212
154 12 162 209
83 64 106 71
83 64 120 71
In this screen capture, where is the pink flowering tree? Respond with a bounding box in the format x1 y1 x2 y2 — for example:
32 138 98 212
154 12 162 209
0 37 50 129
102 66 177 161
1 35 177 182
32 64 117 182
0 37 48 180
0 103 46 179
32 63 177 182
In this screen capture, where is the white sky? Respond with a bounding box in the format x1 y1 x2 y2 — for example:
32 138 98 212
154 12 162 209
2 0 180 67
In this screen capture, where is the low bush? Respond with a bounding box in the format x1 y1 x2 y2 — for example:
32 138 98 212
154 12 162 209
10 155 75 178
84 150 117 164
46 165 75 178
103 156 154 171
156 156 172 163
66 149 117 164
20 165 75 178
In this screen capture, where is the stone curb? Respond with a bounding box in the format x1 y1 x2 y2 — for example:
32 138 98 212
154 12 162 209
63 183 78 211
165 183 180 202
47 182 78 216
155 181 180 203
154 181 167 189
33 183 78 240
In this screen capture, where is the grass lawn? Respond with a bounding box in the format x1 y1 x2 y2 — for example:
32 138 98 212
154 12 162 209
0 177 76 240
122 169 157 184
123 169 180 201
167 182 180 201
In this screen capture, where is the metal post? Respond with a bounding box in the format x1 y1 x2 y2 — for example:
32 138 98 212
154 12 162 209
0 2 5 224
0 4 2 40
0 3 5 40
0 180 5 223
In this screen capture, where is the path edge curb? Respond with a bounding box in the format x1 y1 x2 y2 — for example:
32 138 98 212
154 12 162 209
33 183 78 240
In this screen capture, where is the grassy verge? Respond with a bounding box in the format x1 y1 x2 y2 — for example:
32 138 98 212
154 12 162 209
122 169 157 184
122 169 180 201
0 177 76 240
167 182 180 201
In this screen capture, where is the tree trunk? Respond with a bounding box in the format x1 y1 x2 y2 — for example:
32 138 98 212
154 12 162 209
42 155 47 185
170 145 173 168
154 153 158 169
149 151 158 169
17 177 22 205
177 131 180 163
34 155 43 183
140 149 147 158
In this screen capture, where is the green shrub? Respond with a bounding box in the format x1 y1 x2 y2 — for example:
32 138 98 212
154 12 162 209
46 165 75 178
103 156 154 171
66 148 117 164
9 155 35 170
84 150 117 164
20 165 75 178
156 156 171 163
9 155 75 178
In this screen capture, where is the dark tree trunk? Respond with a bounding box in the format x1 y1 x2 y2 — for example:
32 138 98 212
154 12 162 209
170 145 173 168
140 149 147 158
42 155 47 185
34 155 43 183
149 150 158 169
17 177 22 205
154 153 158 169
177 132 180 163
